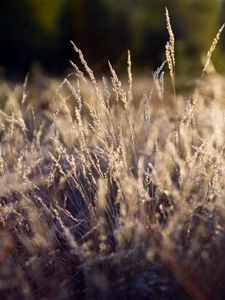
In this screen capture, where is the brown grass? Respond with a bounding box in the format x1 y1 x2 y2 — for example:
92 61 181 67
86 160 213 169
0 13 225 300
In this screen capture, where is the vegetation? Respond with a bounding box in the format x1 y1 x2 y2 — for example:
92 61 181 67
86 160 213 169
0 0 224 75
1 8 225 300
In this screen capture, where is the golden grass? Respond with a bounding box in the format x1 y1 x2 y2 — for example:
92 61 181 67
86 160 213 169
0 13 225 300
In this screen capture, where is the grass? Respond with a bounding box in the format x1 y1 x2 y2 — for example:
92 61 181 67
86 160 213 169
1 12 225 300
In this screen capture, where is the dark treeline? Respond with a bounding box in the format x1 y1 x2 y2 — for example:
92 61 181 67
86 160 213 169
0 0 224 78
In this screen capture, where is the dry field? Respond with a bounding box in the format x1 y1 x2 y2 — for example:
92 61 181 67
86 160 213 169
1 13 225 300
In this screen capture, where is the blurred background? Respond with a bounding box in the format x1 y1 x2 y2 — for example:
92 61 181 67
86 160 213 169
0 0 224 79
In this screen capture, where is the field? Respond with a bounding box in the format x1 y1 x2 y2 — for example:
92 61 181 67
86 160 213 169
1 17 225 299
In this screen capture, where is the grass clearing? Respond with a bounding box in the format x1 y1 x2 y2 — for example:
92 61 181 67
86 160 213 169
0 11 225 300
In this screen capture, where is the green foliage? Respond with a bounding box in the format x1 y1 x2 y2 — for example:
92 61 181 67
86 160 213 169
176 0 221 52
0 0 224 75
27 0 63 34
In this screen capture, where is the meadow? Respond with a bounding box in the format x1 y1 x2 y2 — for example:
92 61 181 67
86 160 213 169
1 11 225 300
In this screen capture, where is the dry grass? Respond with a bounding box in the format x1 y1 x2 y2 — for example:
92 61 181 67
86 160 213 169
1 14 225 300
